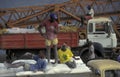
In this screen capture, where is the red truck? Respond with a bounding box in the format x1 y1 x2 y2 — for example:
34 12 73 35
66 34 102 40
0 17 116 63
0 31 79 60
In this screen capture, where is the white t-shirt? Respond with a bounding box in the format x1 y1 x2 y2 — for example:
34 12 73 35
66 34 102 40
89 8 94 18
89 45 95 59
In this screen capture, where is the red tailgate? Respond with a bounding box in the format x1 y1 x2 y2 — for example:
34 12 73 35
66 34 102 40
58 32 78 48
25 33 45 48
0 34 24 49
0 32 79 49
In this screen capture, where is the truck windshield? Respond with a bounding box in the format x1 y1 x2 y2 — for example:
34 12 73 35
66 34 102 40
88 22 114 34
105 70 120 77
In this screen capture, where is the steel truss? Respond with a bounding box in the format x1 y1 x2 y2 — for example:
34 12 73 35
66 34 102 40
0 0 119 28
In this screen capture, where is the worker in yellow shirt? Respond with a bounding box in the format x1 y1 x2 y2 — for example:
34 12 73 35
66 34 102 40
58 44 76 68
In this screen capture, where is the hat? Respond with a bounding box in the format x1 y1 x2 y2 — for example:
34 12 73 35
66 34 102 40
50 13 58 20
87 5 91 10
61 45 67 51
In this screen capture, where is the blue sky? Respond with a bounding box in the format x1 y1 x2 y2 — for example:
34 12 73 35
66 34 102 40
1 0 119 10
0 0 69 8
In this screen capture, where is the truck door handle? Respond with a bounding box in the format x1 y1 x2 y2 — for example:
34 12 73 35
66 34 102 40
94 35 98 37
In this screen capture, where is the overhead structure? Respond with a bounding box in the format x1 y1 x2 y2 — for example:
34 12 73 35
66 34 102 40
0 0 119 28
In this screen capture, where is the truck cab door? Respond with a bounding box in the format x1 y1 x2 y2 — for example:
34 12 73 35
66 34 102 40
87 22 114 48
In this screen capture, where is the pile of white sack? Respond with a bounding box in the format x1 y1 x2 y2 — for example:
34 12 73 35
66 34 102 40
6 27 39 33
0 57 91 77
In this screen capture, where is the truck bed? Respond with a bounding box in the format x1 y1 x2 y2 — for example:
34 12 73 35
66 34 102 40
0 32 79 49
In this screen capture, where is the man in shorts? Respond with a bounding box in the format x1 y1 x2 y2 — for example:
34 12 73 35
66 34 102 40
38 13 59 64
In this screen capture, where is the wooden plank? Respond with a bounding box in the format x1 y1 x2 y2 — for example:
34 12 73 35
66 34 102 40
0 32 79 49
0 34 24 49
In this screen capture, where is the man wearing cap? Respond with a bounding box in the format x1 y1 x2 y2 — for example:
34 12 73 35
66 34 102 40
38 13 59 64
86 5 94 18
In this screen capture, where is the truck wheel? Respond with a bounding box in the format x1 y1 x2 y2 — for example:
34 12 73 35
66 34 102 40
79 47 91 64
80 42 105 64
93 42 105 58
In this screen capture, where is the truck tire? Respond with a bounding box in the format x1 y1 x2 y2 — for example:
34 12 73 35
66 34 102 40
79 47 91 64
79 42 105 64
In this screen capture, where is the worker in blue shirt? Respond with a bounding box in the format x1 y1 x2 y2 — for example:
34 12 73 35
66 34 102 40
4 51 47 72
30 53 47 71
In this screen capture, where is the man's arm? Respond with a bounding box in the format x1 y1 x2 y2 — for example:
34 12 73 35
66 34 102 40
37 23 47 38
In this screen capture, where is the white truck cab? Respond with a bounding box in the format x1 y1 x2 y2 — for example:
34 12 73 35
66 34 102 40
87 17 117 48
